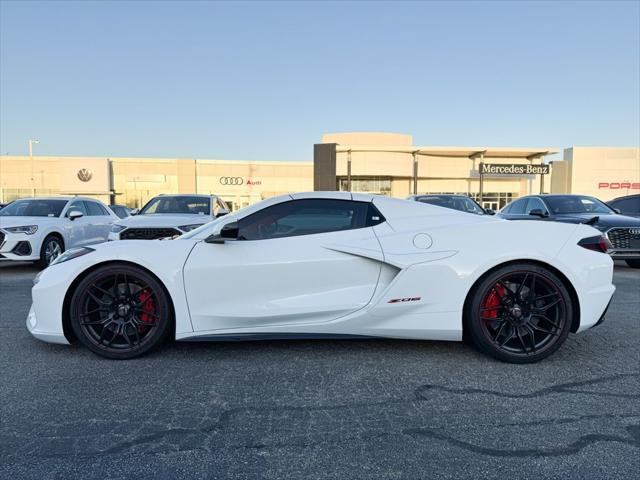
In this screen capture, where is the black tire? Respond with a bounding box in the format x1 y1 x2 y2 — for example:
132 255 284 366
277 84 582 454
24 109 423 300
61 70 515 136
465 263 573 364
38 234 64 269
625 259 640 269
70 264 172 359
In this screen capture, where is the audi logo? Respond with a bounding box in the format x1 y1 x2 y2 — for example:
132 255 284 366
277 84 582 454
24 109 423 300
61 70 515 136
77 168 93 182
219 176 244 186
630 229 640 236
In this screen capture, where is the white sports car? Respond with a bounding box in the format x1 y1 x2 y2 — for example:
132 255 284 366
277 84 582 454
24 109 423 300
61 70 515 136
28 192 615 363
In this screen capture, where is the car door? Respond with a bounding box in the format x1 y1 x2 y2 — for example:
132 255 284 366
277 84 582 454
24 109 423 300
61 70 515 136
183 198 384 332
84 201 114 242
62 200 91 247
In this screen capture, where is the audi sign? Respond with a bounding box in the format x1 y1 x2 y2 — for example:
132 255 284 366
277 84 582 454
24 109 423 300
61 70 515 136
219 177 244 186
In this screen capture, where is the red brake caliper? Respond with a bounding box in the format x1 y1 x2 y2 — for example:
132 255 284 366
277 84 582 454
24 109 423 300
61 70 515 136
483 284 506 321
137 290 156 331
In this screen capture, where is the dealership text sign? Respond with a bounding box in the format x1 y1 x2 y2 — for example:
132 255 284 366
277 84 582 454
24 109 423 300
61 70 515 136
479 163 550 175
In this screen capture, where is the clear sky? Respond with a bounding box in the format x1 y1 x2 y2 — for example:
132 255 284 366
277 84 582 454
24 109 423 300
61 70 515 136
1 0 638 161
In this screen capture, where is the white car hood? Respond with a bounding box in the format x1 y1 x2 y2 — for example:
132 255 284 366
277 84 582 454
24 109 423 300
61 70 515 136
0 215 60 229
115 213 214 229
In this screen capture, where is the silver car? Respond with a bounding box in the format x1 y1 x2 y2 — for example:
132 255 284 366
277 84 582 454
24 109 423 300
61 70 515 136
108 194 230 240
0 196 118 267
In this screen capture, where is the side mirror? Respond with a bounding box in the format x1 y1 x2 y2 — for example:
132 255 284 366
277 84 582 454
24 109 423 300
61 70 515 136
612 208 621 214
529 209 548 218
205 221 239 244
130 208 139 216
68 210 84 221
484 208 496 215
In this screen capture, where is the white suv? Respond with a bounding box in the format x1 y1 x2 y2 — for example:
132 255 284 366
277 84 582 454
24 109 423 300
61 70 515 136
0 196 118 267
108 194 229 241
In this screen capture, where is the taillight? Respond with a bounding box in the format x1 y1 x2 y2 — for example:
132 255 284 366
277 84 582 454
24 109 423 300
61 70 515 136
578 235 610 253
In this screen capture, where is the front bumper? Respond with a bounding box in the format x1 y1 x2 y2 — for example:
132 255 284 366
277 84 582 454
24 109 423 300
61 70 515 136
0 232 39 261
26 304 69 345
609 250 640 260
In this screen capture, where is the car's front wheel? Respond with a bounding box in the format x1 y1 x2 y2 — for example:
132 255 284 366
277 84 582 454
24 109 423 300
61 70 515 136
465 263 573 363
38 234 64 268
625 259 640 269
70 264 172 359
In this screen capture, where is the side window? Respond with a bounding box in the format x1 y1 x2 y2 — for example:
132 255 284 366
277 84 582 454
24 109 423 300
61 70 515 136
613 198 639 215
524 198 548 215
84 201 107 216
66 201 87 217
237 199 376 240
508 199 527 215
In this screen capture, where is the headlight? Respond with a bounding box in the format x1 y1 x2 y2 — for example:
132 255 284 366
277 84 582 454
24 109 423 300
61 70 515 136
178 224 204 232
4 225 38 235
111 224 127 233
49 247 95 266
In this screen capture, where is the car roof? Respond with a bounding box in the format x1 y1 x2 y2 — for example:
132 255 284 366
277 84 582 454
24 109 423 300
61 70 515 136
411 194 471 198
610 194 640 201
11 196 93 202
157 194 217 198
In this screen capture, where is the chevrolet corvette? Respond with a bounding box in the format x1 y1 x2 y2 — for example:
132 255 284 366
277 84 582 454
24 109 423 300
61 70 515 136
27 192 615 363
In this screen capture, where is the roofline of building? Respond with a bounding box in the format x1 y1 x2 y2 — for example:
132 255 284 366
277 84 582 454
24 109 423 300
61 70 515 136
333 145 560 158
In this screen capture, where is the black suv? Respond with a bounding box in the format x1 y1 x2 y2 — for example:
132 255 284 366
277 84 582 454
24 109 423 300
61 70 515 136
498 194 640 268
608 194 640 218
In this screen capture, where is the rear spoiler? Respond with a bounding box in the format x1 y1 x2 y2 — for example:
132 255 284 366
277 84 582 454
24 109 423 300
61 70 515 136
582 216 599 226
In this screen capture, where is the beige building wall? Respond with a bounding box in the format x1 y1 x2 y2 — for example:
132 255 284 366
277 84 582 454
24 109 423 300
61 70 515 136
0 155 111 203
550 147 640 200
2 142 636 210
0 155 313 210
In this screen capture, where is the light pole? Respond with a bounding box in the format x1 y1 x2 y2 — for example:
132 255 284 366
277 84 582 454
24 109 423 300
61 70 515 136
28 139 39 196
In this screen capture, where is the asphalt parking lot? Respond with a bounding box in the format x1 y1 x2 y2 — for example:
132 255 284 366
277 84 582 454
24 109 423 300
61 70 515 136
0 262 638 479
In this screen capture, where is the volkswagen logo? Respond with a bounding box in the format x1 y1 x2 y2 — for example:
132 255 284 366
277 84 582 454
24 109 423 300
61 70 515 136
219 176 243 186
630 228 640 236
77 168 93 182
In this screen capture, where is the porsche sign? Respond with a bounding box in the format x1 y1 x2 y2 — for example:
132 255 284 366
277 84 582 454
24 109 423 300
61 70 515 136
479 163 550 175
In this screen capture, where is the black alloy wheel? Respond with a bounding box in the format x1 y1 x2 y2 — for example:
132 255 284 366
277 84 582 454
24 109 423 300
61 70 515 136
466 263 573 363
70 264 171 359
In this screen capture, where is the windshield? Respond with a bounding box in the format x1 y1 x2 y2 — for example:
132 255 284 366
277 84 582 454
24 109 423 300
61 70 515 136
0 199 68 217
140 196 211 215
417 196 484 214
545 196 614 215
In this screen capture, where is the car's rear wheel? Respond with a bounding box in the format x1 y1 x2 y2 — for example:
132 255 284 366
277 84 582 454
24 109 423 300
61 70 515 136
625 259 640 269
465 263 573 363
38 235 64 268
70 264 171 359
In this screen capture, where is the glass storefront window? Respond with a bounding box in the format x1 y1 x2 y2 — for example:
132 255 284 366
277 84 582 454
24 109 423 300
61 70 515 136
337 177 392 195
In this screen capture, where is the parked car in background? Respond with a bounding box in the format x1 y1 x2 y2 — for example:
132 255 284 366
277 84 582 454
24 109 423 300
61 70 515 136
109 204 132 219
108 194 230 240
0 203 9 210
0 196 118 267
608 194 640 218
408 194 494 215
498 194 640 268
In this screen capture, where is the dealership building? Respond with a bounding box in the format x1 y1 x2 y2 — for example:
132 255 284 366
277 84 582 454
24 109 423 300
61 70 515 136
0 132 638 211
